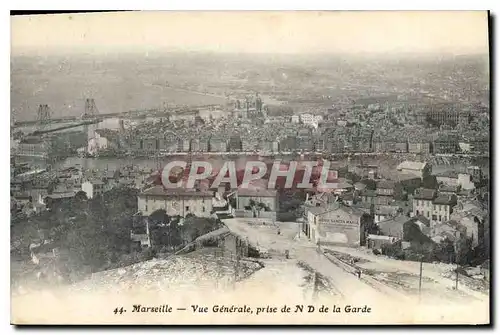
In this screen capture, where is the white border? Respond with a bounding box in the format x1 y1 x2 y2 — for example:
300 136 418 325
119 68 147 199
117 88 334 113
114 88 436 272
3 1 498 334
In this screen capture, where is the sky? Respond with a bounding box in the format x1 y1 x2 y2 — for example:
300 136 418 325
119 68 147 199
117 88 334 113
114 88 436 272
11 11 489 55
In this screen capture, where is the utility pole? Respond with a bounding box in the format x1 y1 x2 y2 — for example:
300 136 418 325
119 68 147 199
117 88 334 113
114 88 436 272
234 252 240 290
312 271 319 300
215 248 221 289
418 256 423 302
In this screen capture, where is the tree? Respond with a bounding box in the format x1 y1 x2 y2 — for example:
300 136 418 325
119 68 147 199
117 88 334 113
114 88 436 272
361 179 377 190
75 191 88 201
422 175 438 190
149 209 169 226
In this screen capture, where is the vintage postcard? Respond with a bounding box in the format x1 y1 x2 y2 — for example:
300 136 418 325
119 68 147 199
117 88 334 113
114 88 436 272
10 11 490 325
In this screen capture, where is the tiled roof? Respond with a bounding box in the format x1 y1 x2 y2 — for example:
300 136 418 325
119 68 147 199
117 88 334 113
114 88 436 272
237 188 277 197
140 186 213 197
413 188 436 200
433 194 457 206
377 180 396 189
397 161 427 171
434 170 459 179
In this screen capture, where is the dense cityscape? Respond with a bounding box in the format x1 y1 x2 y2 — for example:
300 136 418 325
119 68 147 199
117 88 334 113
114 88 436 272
11 49 490 322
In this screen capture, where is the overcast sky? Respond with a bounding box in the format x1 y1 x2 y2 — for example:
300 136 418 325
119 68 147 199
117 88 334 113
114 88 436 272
11 11 489 56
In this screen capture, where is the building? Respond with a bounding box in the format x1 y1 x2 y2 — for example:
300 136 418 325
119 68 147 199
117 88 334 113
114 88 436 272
236 188 279 213
374 205 399 223
305 202 372 247
158 137 178 153
466 166 483 183
190 138 210 152
408 141 431 154
439 184 461 195
435 171 460 186
300 113 322 127
367 235 397 250
375 180 396 205
412 188 437 219
396 161 430 179
16 137 52 158
359 189 376 205
81 179 106 199
209 137 228 152
177 138 191 152
435 171 475 190
431 194 457 228
433 134 460 154
137 186 214 217
425 104 471 126
377 215 431 241
130 215 152 249
354 165 378 179
228 135 243 152
142 138 158 154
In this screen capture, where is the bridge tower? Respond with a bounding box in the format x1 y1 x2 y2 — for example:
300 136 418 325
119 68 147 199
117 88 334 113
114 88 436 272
82 98 99 119
36 104 51 124
35 104 51 132
82 99 100 154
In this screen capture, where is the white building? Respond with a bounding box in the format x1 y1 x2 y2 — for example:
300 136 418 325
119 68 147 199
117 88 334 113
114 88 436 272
87 132 109 155
396 161 431 179
300 113 323 127
137 186 214 217
81 180 105 199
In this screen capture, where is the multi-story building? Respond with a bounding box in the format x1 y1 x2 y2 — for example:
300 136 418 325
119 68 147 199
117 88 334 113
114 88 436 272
413 188 457 229
408 141 431 154
396 161 431 180
426 106 471 126
305 202 372 247
209 137 228 152
433 134 460 154
375 180 396 205
137 186 213 217
81 179 106 199
158 137 178 153
431 194 457 228
142 138 158 154
297 136 314 152
412 188 437 219
16 136 52 158
279 136 298 152
228 135 243 152
242 139 257 152
177 138 191 152
467 166 483 183
191 138 210 152
236 188 279 213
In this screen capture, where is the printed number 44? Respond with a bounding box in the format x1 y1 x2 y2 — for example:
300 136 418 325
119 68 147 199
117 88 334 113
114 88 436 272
114 307 125 315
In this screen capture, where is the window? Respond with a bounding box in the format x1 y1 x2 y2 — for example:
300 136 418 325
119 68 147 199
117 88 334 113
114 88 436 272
433 205 436 211
202 206 205 212
439 215 442 221
426 212 430 217
432 215 437 221
185 206 190 212
416 210 420 216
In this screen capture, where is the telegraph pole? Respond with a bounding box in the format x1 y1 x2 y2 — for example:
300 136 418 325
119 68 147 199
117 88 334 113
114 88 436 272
312 271 319 300
418 256 423 302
